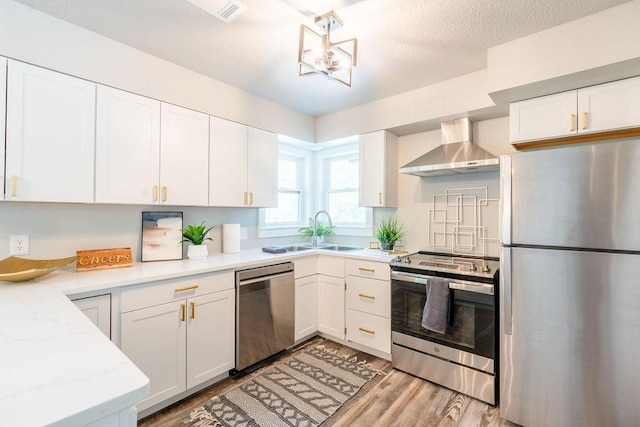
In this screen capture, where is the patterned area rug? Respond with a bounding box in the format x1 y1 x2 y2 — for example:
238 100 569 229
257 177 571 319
186 345 380 427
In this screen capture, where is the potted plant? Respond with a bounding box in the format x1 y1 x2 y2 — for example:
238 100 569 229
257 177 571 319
180 221 214 260
298 218 333 244
375 215 406 251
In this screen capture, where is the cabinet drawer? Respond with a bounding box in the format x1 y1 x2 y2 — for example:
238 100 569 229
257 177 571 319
317 256 344 278
346 276 390 318
346 259 390 281
121 270 234 312
346 309 391 354
294 256 317 279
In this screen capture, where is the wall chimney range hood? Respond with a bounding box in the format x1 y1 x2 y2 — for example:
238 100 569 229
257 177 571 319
399 118 499 176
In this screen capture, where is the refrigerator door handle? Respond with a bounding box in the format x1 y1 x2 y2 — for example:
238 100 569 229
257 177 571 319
500 154 512 245
501 247 513 335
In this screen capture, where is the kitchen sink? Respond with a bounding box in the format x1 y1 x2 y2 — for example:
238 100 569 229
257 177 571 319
282 245 314 252
317 244 363 252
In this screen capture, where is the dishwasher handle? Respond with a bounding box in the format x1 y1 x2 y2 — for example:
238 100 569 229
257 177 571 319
238 271 293 287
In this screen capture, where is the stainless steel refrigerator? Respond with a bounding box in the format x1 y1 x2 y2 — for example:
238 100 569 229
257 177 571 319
500 139 640 427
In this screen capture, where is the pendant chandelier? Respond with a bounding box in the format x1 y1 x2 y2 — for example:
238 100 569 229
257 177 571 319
298 11 358 87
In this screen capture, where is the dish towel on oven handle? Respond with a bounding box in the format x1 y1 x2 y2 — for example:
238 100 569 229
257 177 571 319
421 277 450 334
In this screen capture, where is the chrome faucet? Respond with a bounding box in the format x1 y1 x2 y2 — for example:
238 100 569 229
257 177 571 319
311 210 333 247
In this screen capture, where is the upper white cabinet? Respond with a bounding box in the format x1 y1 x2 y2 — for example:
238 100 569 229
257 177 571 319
159 103 209 206
5 60 96 203
209 116 277 207
96 88 209 206
510 76 640 144
359 130 398 207
95 86 161 204
0 57 6 200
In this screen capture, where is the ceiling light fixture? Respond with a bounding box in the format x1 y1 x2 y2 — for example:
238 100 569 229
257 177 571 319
298 10 358 87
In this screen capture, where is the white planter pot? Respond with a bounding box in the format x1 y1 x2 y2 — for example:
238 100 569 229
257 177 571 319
187 244 208 260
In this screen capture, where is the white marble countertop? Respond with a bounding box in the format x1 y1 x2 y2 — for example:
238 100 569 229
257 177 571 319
0 246 395 426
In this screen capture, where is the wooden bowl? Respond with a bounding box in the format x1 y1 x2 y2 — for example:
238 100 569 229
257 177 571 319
0 256 77 282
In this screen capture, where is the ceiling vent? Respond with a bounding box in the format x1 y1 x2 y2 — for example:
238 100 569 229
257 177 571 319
187 0 247 23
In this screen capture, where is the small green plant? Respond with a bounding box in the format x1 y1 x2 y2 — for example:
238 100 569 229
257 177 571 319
375 215 406 246
299 219 333 237
180 222 214 245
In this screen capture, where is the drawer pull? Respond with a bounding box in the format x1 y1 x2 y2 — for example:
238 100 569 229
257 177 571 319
162 186 168 202
249 192 254 205
175 285 199 293
569 113 576 131
358 327 376 335
153 185 159 202
581 111 588 129
243 192 248 205
190 302 195 319
358 293 376 300
358 267 375 273
180 304 186 322
11 175 17 197
378 192 382 205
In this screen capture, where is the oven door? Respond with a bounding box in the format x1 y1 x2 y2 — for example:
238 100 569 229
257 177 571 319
391 270 496 373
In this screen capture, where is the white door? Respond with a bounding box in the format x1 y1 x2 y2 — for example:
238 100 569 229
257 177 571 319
95 85 160 204
317 274 345 339
5 60 95 202
359 131 385 207
295 275 318 341
160 103 209 206
577 76 640 134
247 127 278 207
120 301 186 411
186 289 235 388
509 90 578 143
209 116 247 206
0 57 6 200
72 294 111 339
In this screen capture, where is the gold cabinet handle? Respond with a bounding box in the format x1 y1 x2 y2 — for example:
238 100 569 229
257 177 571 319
378 192 382 205
11 175 17 197
358 293 376 300
358 267 375 273
243 192 248 205
569 113 576 131
153 185 159 202
175 285 199 293
581 111 588 130
249 192 254 205
358 327 375 335
190 302 195 319
180 304 186 322
162 186 168 202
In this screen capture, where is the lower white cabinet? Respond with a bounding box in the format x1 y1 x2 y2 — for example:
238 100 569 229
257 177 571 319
317 274 345 339
72 294 111 339
294 275 318 341
345 259 391 354
120 271 234 412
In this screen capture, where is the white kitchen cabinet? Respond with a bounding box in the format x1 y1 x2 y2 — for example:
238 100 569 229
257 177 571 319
72 294 111 339
317 274 345 339
345 259 391 354
359 130 398 207
159 103 210 206
5 60 96 203
209 116 277 207
95 86 160 204
0 57 6 200
120 271 234 412
294 256 318 341
510 76 640 144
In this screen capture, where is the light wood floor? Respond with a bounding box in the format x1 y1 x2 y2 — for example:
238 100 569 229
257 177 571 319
138 337 518 427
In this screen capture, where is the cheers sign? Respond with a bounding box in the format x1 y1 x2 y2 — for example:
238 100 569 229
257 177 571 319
76 247 133 271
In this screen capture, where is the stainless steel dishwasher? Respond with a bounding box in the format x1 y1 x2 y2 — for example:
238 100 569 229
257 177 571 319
234 262 294 373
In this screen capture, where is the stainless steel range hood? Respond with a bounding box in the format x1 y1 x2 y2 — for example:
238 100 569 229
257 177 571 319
399 118 499 176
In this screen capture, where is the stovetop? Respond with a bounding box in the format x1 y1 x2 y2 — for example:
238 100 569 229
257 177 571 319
390 251 500 280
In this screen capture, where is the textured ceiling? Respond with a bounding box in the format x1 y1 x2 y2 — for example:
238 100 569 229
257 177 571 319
12 0 632 117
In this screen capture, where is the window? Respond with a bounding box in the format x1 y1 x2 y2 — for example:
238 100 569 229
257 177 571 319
264 155 303 226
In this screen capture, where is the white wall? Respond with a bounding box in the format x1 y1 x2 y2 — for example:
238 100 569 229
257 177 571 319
396 116 513 257
0 0 315 142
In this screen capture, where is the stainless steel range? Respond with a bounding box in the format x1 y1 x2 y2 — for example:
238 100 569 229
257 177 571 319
390 251 500 404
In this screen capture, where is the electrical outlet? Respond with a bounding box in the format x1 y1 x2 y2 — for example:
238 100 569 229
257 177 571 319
10 235 29 255
240 227 248 240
